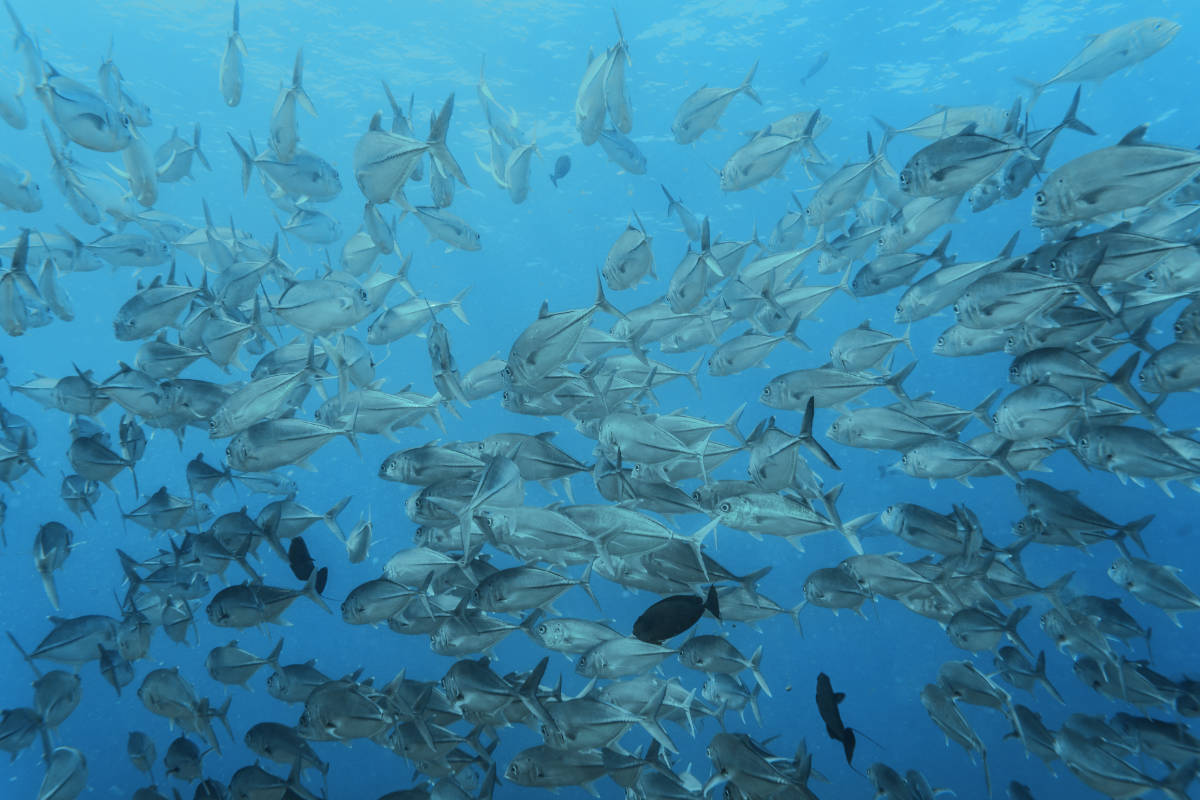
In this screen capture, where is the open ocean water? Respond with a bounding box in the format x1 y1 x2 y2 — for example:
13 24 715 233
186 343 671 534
2 0 1200 798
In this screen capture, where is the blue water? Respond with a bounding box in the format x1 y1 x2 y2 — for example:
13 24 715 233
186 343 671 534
2 1 1199 798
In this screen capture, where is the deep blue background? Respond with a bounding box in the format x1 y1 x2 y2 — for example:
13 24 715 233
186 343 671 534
1 1 1198 798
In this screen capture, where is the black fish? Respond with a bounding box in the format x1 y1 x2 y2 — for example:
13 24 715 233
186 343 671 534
816 672 855 765
550 155 571 187
314 566 328 595
633 585 720 643
288 536 315 581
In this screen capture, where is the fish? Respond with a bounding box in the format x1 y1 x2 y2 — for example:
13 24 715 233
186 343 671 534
806 133 887 227
575 44 609 146
269 48 316 161
33 522 72 609
1109 556 1200 626
598 127 646 174
672 60 761 144
896 99 1027 198
632 585 720 643
287 536 316 581
1034 125 1200 229
720 110 820 192
550 154 571 186
37 63 132 152
1021 18 1180 107
353 101 442 204
477 55 524 149
815 672 856 765
226 418 359 472
603 11 632 134
219 0 246 106
397 195 480 252
0 156 40 212
38 747 87 800
229 135 341 201
0 71 26 130
206 572 329 628
602 211 655 291
163 736 203 782
661 184 702 241
801 50 830 85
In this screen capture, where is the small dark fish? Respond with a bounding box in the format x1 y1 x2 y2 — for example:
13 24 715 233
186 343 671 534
288 536 315 581
802 51 830 85
816 672 856 765
314 566 328 595
550 155 571 187
633 585 720 643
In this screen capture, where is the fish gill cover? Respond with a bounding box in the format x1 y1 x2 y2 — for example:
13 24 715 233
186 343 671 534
0 1 1197 799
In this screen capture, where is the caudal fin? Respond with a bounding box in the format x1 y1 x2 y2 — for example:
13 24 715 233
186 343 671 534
227 133 254 195
740 59 761 105
1059 87 1096 136
1015 76 1047 112
428 93 470 188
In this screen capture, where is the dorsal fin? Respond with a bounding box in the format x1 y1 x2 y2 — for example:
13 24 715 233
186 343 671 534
998 231 1020 259
1118 125 1149 146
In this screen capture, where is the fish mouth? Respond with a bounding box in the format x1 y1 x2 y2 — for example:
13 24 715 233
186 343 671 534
1029 206 1059 226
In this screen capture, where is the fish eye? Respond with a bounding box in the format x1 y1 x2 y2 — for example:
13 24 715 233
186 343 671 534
537 624 547 635
1034 191 1046 205
1144 270 1155 283
991 413 999 424
718 501 731 513
936 336 945 347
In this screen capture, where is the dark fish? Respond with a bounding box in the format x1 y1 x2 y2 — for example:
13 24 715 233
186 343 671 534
632 585 720 643
816 671 856 765
550 155 571 187
314 566 328 595
802 51 830 85
288 536 314 581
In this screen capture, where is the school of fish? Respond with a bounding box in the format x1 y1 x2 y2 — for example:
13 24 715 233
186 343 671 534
0 4 1199 800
